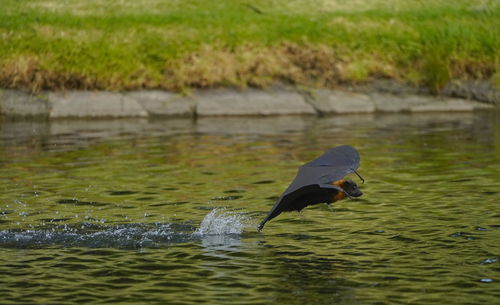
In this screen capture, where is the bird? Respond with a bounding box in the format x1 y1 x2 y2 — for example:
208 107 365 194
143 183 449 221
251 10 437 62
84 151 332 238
258 145 364 231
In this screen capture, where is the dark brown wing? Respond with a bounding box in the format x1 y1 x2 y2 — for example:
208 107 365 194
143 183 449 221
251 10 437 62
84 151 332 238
257 145 360 231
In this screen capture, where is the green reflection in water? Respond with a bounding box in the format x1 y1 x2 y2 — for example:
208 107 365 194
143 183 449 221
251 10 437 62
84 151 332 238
0 112 499 304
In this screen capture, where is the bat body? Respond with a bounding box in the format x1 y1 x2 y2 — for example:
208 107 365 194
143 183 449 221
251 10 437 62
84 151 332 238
258 145 363 231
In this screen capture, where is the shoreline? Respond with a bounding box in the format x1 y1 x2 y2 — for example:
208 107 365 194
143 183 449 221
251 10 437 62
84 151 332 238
0 81 498 118
3 1 498 99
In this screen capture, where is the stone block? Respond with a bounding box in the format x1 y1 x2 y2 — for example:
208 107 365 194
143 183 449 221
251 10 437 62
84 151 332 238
0 89 50 116
307 89 375 114
442 80 500 105
126 90 194 117
370 93 431 112
410 98 493 112
196 88 316 116
48 91 147 118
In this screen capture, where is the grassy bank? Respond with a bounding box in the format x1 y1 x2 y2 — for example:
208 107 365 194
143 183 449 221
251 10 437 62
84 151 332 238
0 0 499 92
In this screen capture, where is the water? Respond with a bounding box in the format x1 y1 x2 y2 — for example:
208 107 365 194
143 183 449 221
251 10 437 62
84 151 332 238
0 112 499 304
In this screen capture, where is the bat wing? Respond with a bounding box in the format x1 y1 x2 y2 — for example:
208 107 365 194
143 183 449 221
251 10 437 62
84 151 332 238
258 145 360 231
283 145 360 197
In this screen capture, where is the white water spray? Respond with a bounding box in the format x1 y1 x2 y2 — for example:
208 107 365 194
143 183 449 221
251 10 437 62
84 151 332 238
194 208 249 235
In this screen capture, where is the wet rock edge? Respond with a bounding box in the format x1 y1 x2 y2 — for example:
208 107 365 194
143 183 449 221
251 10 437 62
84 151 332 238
0 81 498 118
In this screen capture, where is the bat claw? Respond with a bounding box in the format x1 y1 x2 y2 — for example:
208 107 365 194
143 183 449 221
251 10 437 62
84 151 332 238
353 169 365 184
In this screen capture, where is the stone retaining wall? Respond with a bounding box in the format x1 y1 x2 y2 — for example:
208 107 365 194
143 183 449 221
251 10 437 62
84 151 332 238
0 86 496 118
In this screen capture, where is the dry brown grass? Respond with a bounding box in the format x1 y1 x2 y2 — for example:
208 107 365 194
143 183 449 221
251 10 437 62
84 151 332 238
1 41 495 93
0 56 99 92
1 44 398 92
163 43 396 91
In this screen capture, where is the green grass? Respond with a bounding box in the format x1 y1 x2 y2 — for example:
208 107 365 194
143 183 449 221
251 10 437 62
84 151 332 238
0 0 498 91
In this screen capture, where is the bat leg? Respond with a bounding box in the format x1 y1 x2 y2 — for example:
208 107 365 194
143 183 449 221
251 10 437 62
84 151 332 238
257 213 275 231
257 221 265 232
258 205 288 231
257 219 268 232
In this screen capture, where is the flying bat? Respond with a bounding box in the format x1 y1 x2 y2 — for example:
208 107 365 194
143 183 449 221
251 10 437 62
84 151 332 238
257 145 364 231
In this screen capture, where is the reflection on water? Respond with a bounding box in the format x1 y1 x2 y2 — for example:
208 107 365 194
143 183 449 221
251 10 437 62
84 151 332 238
0 111 499 304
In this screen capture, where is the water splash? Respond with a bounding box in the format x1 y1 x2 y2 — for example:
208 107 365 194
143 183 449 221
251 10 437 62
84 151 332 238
0 223 182 249
194 208 249 235
0 209 250 249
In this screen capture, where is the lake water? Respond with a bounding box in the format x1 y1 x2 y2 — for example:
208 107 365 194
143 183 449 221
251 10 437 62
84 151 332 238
1 112 499 304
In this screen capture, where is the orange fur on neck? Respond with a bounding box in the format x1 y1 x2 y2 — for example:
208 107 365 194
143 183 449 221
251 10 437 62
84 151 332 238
332 179 347 202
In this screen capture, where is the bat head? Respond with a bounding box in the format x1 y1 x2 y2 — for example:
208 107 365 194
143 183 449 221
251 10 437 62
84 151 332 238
342 179 363 197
